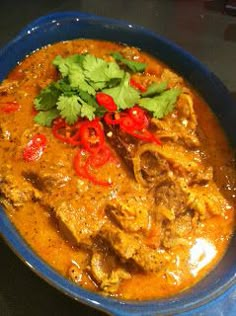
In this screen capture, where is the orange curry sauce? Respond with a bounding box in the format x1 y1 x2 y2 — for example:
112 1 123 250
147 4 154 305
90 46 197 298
0 39 235 300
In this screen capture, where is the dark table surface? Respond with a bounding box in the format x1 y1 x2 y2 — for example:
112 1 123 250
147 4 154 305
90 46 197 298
0 1 235 315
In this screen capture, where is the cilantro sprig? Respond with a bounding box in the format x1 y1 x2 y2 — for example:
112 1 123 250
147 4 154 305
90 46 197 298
111 52 147 73
103 73 140 110
34 53 125 125
33 51 181 127
139 88 181 119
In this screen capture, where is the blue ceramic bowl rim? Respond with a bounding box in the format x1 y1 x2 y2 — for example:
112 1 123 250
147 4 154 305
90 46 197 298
0 11 235 316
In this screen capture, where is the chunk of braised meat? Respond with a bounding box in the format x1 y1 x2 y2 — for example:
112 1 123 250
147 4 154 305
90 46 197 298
105 198 149 232
135 143 213 187
0 170 41 207
153 176 188 220
137 150 170 186
185 182 230 219
53 200 106 248
90 252 130 293
104 124 137 173
105 118 212 188
99 223 170 273
162 212 193 248
22 170 70 192
105 124 170 185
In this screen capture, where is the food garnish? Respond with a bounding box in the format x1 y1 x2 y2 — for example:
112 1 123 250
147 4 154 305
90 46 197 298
0 101 20 113
139 88 181 119
23 134 47 162
34 52 181 126
95 92 117 111
32 51 181 184
74 148 112 187
130 78 146 92
111 51 147 72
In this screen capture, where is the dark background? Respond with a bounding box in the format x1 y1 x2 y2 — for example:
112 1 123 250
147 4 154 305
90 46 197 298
0 1 235 315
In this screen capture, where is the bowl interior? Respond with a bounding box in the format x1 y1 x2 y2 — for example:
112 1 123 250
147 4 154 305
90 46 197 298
0 12 235 316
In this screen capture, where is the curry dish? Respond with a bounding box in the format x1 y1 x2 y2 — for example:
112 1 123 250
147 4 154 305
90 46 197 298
0 39 235 300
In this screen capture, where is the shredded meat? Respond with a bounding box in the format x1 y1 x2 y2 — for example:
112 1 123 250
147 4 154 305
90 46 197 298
106 198 149 232
185 182 230 219
154 177 188 219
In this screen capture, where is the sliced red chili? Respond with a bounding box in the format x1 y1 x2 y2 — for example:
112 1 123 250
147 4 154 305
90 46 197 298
23 134 47 162
96 92 117 111
74 149 111 186
0 101 20 113
130 79 146 92
128 106 149 130
73 149 89 178
31 107 38 116
87 145 111 168
128 128 161 145
52 118 81 145
52 118 69 143
104 112 121 125
104 109 160 145
119 113 137 132
78 119 105 153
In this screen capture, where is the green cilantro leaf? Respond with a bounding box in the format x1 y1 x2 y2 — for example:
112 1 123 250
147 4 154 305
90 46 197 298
34 83 61 111
141 81 168 97
67 63 95 95
78 90 97 107
78 90 106 117
53 54 85 77
34 109 60 127
103 73 140 110
83 54 107 82
90 81 107 90
83 54 124 90
139 88 181 119
53 56 69 77
56 95 81 124
122 59 147 73
80 103 95 120
104 61 124 80
56 94 97 124
78 96 96 120
54 79 75 95
111 52 123 61
53 55 96 95
111 52 146 73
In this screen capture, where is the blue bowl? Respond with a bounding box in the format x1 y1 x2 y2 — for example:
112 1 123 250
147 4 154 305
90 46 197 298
0 11 235 316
